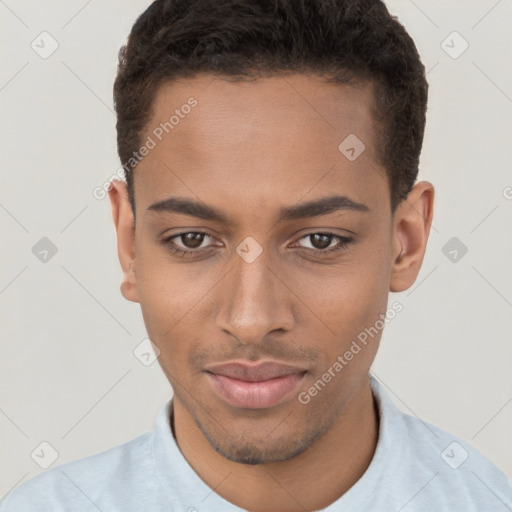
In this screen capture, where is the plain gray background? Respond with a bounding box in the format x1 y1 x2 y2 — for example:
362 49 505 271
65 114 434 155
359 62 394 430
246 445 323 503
1 0 511 498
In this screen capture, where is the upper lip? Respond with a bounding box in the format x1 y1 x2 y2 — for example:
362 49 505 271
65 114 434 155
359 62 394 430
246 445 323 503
204 360 307 382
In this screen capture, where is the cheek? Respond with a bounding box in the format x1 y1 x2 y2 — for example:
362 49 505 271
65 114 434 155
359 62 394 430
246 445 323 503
136 235 205 317
134 247 213 368
295 246 392 396
290 240 392 341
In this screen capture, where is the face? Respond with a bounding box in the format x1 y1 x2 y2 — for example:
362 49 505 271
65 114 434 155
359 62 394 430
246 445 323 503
109 73 431 465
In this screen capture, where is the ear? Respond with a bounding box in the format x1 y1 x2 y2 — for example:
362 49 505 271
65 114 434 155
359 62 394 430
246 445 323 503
108 179 140 303
390 181 435 293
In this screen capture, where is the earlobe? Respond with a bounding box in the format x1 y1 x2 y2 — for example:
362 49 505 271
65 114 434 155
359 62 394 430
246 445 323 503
108 179 140 303
389 181 434 293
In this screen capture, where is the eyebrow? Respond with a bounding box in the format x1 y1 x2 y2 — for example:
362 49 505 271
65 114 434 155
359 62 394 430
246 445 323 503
146 194 369 223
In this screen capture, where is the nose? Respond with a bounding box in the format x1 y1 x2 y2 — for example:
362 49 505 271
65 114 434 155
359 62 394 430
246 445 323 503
215 246 295 345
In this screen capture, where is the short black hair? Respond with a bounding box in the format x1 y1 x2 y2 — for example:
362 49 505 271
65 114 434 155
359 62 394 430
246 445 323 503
113 0 428 216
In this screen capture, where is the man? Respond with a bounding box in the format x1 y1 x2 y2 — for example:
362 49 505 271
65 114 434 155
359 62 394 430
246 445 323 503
2 0 511 511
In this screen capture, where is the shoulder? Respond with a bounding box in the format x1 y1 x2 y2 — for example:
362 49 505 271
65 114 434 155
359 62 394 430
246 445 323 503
0 432 153 512
369 377 512 510
394 407 512 510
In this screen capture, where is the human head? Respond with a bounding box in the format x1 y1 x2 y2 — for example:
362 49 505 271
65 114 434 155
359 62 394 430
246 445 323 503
108 0 433 466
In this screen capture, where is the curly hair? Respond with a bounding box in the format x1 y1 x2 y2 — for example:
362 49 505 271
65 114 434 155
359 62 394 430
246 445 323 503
113 0 428 215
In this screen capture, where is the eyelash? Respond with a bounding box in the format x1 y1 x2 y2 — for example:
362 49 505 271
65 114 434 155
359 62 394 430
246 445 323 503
160 231 353 258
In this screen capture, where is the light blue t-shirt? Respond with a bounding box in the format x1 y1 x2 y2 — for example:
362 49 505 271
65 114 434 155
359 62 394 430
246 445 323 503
1 376 511 511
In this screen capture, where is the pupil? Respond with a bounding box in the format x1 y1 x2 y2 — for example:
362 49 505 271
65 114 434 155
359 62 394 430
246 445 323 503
182 233 204 249
311 233 331 249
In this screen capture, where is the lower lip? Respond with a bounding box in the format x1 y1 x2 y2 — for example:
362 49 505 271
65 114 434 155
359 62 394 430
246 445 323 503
206 371 306 409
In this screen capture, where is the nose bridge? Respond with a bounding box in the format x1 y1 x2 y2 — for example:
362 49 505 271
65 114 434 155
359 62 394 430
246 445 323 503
216 244 293 343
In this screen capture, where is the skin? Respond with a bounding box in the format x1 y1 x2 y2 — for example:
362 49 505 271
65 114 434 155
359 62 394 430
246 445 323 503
108 72 434 512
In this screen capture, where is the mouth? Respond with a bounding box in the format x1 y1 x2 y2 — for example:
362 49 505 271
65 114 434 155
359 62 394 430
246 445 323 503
204 360 307 409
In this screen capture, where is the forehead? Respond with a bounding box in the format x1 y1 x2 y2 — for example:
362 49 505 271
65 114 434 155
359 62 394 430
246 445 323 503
148 72 379 153
134 73 388 218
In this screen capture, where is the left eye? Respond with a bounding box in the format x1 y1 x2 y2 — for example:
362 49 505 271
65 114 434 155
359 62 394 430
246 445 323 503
295 233 351 252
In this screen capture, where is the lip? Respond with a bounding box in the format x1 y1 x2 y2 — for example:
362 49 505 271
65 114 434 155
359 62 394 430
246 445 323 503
204 360 307 381
204 360 307 409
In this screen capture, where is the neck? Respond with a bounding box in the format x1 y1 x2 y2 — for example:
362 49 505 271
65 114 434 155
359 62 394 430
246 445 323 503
171 377 379 512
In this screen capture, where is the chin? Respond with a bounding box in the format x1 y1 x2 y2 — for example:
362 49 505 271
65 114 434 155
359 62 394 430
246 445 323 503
199 420 325 465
